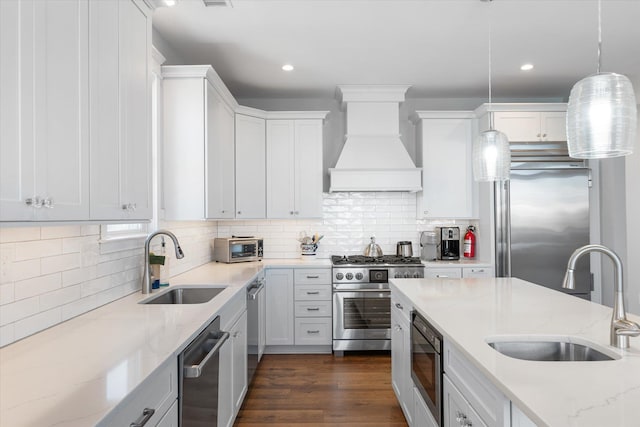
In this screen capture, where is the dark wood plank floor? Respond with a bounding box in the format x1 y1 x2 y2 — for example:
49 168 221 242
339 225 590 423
234 352 408 427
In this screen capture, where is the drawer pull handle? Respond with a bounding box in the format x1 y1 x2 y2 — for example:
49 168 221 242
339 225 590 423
306 291 320 295
395 303 403 310
130 408 155 427
306 307 320 311
306 275 320 279
436 275 449 278
307 330 320 334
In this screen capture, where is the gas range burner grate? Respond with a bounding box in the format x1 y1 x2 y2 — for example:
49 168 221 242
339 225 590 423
331 255 422 266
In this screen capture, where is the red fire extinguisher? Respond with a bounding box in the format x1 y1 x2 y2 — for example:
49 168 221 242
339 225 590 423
464 226 476 258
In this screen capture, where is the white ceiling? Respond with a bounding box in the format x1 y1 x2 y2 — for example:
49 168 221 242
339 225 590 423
152 0 640 100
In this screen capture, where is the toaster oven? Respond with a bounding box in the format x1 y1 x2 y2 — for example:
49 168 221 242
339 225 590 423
213 237 263 263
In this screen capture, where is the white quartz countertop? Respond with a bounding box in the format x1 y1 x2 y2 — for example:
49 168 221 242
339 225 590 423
391 277 640 427
0 258 329 427
422 259 492 267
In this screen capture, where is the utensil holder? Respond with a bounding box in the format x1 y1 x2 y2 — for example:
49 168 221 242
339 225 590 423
301 243 318 257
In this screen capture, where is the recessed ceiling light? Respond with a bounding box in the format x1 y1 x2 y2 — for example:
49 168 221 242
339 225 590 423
520 63 534 71
164 0 176 6
282 64 294 72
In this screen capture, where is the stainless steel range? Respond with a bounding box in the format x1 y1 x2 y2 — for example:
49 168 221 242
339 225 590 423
332 255 424 355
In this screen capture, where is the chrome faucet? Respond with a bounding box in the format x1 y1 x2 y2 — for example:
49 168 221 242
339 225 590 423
142 229 184 294
562 244 640 349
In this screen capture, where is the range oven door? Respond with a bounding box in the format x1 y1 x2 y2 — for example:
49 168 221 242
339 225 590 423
411 312 442 426
333 290 391 341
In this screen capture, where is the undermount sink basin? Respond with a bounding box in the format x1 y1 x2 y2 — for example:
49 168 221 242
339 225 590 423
140 286 227 305
486 337 619 362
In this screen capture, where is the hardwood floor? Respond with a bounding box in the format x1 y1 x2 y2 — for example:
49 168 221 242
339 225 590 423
234 352 408 427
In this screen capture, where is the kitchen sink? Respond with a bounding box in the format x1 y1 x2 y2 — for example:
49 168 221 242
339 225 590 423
486 337 619 362
140 286 227 305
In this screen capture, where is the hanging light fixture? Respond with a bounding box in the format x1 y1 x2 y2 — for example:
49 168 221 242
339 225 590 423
566 0 637 159
473 0 510 182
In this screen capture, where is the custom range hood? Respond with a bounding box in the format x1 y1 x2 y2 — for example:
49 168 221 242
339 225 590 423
329 85 422 192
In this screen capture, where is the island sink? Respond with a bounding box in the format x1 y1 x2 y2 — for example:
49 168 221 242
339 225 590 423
140 286 227 305
487 339 619 362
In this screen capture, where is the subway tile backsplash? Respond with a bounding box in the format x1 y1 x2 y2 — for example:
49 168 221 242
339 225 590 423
0 192 474 347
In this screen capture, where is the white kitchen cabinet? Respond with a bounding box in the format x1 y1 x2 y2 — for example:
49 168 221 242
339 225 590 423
89 0 152 220
424 267 463 279
235 112 266 218
492 111 566 142
219 309 248 427
162 65 237 220
266 117 326 219
1 0 89 221
443 341 510 427
413 112 477 219
391 292 413 425
444 374 488 427
511 404 537 427
265 268 295 346
155 400 178 427
265 267 332 351
414 386 439 427
98 356 178 427
462 267 494 278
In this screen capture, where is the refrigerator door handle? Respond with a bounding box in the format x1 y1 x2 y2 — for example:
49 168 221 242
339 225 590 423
494 180 511 278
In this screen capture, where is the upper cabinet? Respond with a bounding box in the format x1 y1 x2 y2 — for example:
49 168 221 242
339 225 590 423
162 65 237 220
413 111 477 219
235 109 266 219
89 0 152 220
0 0 152 222
266 114 327 219
1 0 90 221
476 104 567 143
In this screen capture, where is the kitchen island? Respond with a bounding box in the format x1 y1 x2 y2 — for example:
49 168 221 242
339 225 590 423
391 277 640 427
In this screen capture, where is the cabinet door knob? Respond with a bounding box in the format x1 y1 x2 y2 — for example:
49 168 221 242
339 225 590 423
25 197 41 208
237 211 241 215
42 198 54 209
395 303 403 310
290 211 294 215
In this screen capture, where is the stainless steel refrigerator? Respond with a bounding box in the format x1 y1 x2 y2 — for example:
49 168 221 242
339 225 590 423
495 157 592 299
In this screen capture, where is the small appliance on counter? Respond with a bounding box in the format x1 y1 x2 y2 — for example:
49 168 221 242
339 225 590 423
420 231 438 261
396 241 413 258
436 227 460 260
213 236 263 263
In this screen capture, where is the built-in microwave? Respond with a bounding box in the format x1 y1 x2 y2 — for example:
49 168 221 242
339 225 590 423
213 237 263 263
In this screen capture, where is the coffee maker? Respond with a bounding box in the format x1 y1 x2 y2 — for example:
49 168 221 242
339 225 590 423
436 227 460 260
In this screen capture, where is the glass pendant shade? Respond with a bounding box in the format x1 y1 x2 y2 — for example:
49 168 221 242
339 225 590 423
472 129 511 181
567 72 637 159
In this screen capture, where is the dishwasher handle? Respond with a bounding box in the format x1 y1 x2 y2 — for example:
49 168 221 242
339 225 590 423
247 280 265 300
183 331 230 378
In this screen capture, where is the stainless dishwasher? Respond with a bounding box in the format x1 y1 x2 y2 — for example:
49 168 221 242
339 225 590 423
179 316 229 426
246 273 265 385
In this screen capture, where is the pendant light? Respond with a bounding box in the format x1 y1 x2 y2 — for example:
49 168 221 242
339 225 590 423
566 0 637 159
473 0 510 182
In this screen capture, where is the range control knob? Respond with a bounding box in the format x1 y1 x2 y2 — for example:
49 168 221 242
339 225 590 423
336 273 344 280
404 272 410 278
345 272 354 280
395 273 402 278
355 272 364 280
413 272 421 278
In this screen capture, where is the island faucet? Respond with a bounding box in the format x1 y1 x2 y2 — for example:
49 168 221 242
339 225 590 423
562 244 640 349
142 229 184 294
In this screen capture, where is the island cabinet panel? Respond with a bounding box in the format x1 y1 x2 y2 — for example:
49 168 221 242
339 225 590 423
443 374 488 427
443 341 510 427
391 291 414 425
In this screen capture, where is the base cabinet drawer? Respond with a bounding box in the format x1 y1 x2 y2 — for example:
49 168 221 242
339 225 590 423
462 267 494 278
444 374 487 427
294 268 331 285
295 284 332 301
98 357 177 427
424 268 462 279
294 317 332 345
295 300 332 317
156 400 178 427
